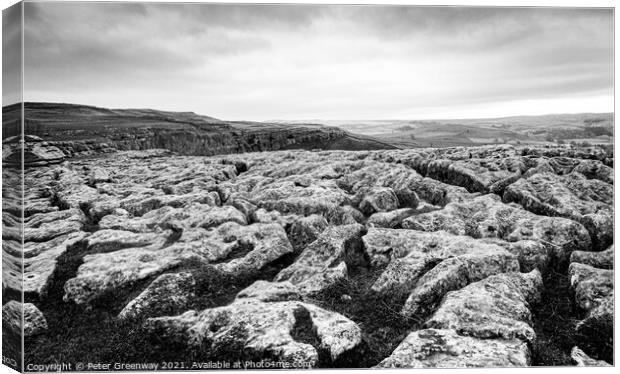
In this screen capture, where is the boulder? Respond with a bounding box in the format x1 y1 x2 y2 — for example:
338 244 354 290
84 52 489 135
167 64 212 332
376 328 530 368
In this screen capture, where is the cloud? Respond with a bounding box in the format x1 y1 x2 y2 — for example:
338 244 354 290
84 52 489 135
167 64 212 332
3 2 22 105
18 3 613 120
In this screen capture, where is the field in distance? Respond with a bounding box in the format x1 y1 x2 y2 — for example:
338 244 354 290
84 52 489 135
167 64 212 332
287 113 614 148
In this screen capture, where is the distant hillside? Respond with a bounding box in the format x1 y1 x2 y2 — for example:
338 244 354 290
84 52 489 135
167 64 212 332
2 102 396 155
300 113 614 148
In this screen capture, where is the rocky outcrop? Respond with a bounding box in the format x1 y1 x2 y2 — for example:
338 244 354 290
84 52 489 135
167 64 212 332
362 228 519 315
3 143 612 368
9 103 395 161
144 281 362 366
3 135 65 167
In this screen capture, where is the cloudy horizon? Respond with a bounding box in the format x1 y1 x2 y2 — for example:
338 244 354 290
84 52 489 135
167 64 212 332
4 3 615 120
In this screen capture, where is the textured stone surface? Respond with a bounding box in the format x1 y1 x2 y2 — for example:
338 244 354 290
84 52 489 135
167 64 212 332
275 224 365 295
235 280 302 302
377 328 530 368
2 301 48 337
118 272 196 321
362 228 519 315
571 346 611 367
287 214 328 251
358 187 400 215
425 270 542 343
64 222 293 304
144 282 361 366
4 143 613 367
425 157 527 194
504 172 612 249
570 245 613 270
568 262 613 311
366 208 415 228
3 231 88 297
575 292 613 360
403 194 591 264
572 160 614 184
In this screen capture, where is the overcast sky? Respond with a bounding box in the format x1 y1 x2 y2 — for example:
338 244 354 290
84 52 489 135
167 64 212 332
6 3 614 120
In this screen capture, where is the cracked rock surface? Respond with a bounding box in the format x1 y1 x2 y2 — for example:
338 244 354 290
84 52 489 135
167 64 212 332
2 144 613 367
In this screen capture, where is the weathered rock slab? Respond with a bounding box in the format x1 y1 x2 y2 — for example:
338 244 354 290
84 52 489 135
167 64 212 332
376 328 530 368
424 270 542 343
118 272 196 321
275 224 365 295
144 282 361 366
